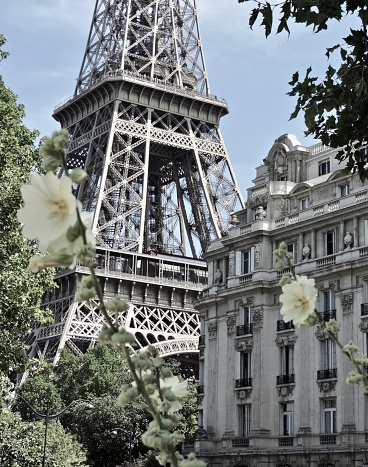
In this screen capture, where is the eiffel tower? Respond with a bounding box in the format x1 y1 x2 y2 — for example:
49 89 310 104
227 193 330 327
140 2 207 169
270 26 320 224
26 0 244 364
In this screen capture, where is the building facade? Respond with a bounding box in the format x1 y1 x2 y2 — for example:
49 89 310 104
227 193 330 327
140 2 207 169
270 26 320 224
194 134 368 467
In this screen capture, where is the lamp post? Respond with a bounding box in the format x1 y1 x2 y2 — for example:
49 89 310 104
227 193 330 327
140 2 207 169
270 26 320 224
108 427 133 465
16 395 94 467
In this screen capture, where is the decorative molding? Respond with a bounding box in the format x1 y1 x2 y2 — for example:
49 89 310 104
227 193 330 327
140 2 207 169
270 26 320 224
341 293 353 315
277 385 294 397
275 335 297 347
318 380 337 392
252 309 263 329
359 321 368 332
226 316 236 334
235 340 254 352
229 250 235 276
197 395 204 406
254 244 261 269
207 321 217 339
237 389 252 400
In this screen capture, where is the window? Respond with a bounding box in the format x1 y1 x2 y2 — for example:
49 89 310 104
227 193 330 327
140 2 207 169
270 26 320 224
319 160 331 176
300 197 310 210
324 231 336 255
240 352 252 380
365 394 368 431
243 249 255 274
237 305 252 336
340 184 350 197
363 332 368 356
239 404 252 437
322 399 337 433
280 403 293 436
240 305 252 326
287 243 298 264
365 220 368 246
281 346 294 375
323 290 335 312
322 339 336 370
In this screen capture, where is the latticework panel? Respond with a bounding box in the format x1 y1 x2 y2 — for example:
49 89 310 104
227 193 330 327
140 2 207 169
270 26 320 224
76 0 208 96
63 101 242 257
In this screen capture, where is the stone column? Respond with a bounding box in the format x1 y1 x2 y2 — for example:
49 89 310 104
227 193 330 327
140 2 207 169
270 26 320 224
353 217 358 247
223 314 237 437
311 229 316 259
339 220 345 252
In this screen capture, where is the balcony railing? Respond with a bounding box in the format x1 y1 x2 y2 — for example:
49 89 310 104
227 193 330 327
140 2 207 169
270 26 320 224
198 335 206 346
233 437 250 447
235 378 252 388
322 309 336 321
236 324 253 336
317 368 337 380
276 374 295 385
362 303 368 316
320 434 336 445
277 320 295 332
197 385 204 394
279 437 293 447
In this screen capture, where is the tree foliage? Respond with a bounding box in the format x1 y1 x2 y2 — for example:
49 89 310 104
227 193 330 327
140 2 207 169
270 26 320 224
0 409 87 466
14 345 198 467
0 35 54 375
238 0 368 179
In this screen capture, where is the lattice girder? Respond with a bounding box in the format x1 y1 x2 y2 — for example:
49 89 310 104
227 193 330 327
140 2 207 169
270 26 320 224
33 0 245 368
76 0 208 95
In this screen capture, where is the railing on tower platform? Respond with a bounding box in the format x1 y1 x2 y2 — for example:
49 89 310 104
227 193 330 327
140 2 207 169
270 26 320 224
74 247 207 289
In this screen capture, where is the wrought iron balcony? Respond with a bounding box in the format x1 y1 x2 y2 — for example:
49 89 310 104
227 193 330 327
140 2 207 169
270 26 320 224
235 378 252 388
276 374 295 385
198 335 205 346
236 324 253 336
317 368 337 380
277 320 295 332
362 303 368 316
197 385 204 394
322 309 336 321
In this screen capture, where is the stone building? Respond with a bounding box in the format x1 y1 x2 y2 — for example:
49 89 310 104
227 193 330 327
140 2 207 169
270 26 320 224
194 134 368 467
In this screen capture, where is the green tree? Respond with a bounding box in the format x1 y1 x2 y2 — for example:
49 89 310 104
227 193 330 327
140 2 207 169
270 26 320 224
0 409 87 466
0 35 54 375
14 345 199 466
239 0 368 179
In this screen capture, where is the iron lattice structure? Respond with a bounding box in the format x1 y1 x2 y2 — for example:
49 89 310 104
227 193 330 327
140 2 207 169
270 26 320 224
26 0 244 364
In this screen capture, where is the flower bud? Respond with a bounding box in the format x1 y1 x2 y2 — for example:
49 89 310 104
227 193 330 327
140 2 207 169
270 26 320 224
160 367 173 378
98 326 115 342
106 297 129 312
279 241 287 250
69 168 87 184
275 262 285 272
43 154 60 172
278 273 292 286
153 357 165 367
111 330 136 344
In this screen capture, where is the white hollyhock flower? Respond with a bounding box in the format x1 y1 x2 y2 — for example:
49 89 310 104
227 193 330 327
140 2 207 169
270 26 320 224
17 172 81 252
279 275 318 327
161 376 189 399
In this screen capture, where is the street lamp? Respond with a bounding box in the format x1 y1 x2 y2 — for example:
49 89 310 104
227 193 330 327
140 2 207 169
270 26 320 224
16 394 94 467
108 427 133 465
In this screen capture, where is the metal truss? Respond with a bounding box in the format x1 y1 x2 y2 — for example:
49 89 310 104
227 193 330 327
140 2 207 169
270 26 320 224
30 0 245 364
76 0 209 96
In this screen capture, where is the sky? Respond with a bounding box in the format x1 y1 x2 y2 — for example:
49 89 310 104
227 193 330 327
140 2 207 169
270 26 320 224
0 1 356 195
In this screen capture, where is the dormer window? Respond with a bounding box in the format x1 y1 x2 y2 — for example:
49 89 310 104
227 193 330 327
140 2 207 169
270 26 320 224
319 160 330 176
300 197 310 210
340 184 350 197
